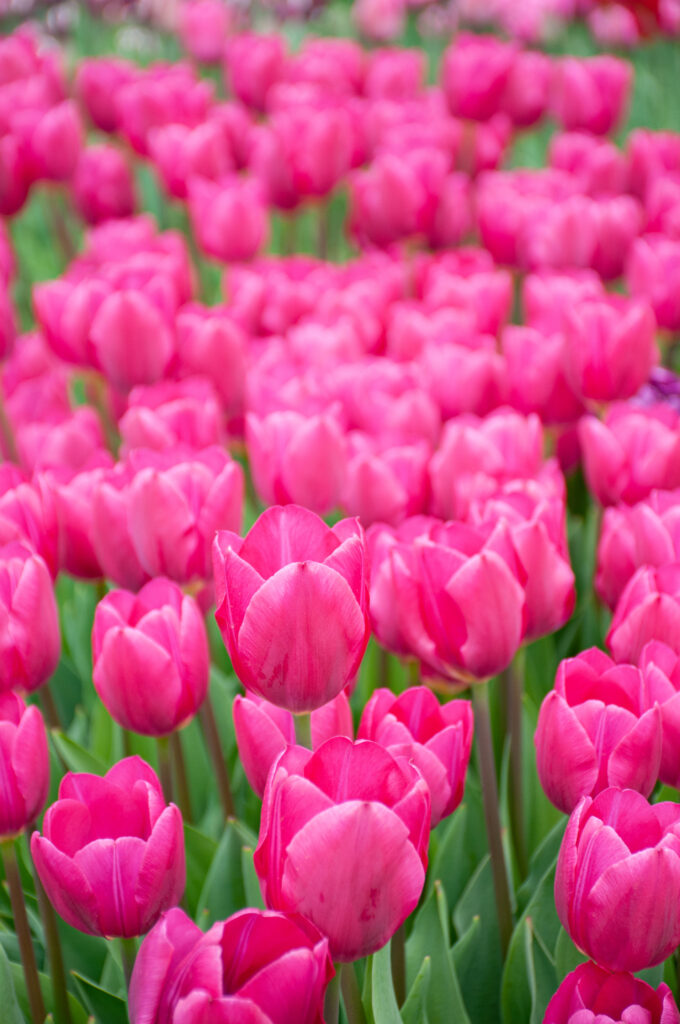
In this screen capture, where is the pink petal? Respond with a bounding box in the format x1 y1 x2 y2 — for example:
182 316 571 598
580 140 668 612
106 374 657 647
238 506 338 579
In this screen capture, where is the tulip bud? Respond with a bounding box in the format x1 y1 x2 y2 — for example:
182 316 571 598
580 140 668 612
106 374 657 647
72 144 136 225
31 757 185 938
607 563 680 664
0 693 49 839
551 55 632 135
188 177 268 263
0 542 60 694
255 737 430 961
119 378 222 456
93 579 210 736
213 505 370 712
544 960 680 1024
555 788 680 972
178 0 232 64
223 34 286 113
90 290 175 393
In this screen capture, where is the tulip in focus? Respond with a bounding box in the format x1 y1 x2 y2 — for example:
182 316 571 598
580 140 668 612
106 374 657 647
0 542 60 694
544 960 680 1024
640 641 680 789
213 505 370 712
129 906 333 1024
92 579 209 736
0 693 49 839
255 737 430 961
555 787 680 972
607 563 680 664
31 757 185 938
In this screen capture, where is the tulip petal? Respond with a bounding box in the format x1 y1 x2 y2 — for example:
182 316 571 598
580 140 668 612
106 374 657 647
30 834 100 935
535 692 599 813
238 505 339 578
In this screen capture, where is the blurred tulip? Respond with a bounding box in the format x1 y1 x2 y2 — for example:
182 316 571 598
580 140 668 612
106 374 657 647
119 378 222 456
551 55 632 135
608 563 680 663
178 0 232 64
627 235 680 332
175 304 247 420
189 177 268 263
0 542 60 694
31 757 185 938
0 693 49 839
148 121 234 201
640 641 680 789
342 436 430 527
90 290 175 393
544 960 680 1024
442 33 515 121
91 463 151 591
0 466 58 577
549 131 629 196
254 737 430 961
223 34 286 112
73 145 136 225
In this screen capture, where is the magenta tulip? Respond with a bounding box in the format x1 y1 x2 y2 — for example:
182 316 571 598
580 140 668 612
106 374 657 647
342 437 430 528
0 466 58 577
223 34 286 113
119 378 222 456
551 55 632 135
214 506 369 712
129 907 333 1024
254 737 430 961
178 0 232 64
233 690 353 798
0 693 49 839
72 144 136 225
555 788 680 972
627 235 680 332
92 579 209 736
358 687 473 826
0 542 60 694
175 304 247 420
31 757 185 938
188 176 269 264
607 563 680 664
90 289 175 393
640 641 680 789
90 463 151 591
535 649 661 813
544 960 680 1024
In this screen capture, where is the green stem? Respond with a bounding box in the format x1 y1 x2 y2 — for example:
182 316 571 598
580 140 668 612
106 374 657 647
282 213 297 256
323 972 340 1024
471 684 514 958
199 697 235 820
1 840 46 1024
156 736 173 803
45 188 76 266
317 200 329 260
390 925 406 1007
407 659 421 686
294 712 312 748
169 731 193 823
39 685 62 733
34 873 71 1024
119 936 137 991
505 663 528 880
341 963 367 1024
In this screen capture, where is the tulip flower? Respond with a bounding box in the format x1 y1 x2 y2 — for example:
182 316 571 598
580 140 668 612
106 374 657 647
627 235 680 332
76 57 138 133
522 269 605 335
549 131 629 197
92 579 209 737
442 34 515 121
213 505 370 712
148 121 234 201
342 436 430 527
0 693 49 839
502 326 583 425
535 649 661 813
119 378 223 456
0 542 60 694
72 144 136 225
0 466 58 577
233 691 353 798
188 176 269 264
627 129 680 199
544 960 680 1024
31 757 185 938
129 907 333 1024
90 463 151 591
607 563 680 664
551 55 632 135
178 0 232 64
223 34 286 113
90 289 175 393
555 788 680 972
640 641 680 789
175 304 247 420
358 687 472 826
254 737 430 961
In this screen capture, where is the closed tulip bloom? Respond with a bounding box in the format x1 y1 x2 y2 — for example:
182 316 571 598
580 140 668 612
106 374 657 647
342 436 430 528
49 462 112 579
0 542 60 694
358 687 472 826
178 0 232 64
502 326 583 425
91 463 151 591
175 304 247 420
563 295 658 404
148 122 234 201
627 235 680 332
92 579 209 736
246 410 347 515
551 56 632 135
76 57 137 132
608 563 680 664
31 757 185 937
627 129 680 199
0 466 58 578
442 34 515 121
523 269 605 335
549 132 629 197
233 691 353 798
129 907 333 1024
544 960 680 1024
223 34 286 113
120 378 222 456
0 693 49 839
90 289 175 393
213 505 369 712
535 649 661 813
555 787 680 972
640 641 680 789
188 177 268 264
255 737 430 961
73 144 136 225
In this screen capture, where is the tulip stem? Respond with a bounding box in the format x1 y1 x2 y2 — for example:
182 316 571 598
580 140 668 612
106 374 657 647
282 214 297 256
119 936 137 991
40 686 63 733
324 973 340 1024
317 201 329 261
156 736 173 804
169 731 193 824
378 646 391 689
505 663 529 880
34 872 71 1024
1 840 46 1024
390 925 406 1006
45 189 77 266
294 712 312 748
471 684 514 958
199 697 235 820
341 963 367 1024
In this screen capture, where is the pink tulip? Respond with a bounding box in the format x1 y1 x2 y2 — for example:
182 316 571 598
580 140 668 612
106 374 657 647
31 757 185 938
353 0 406 41
116 66 213 156
90 289 175 393
502 49 551 127
596 490 680 610
608 563 680 664
627 129 680 198
422 266 513 338
119 378 222 456
34 276 111 368
502 326 583 425
442 34 516 121
0 466 58 577
639 641 680 789
48 462 113 579
188 176 268 263
76 57 138 133
551 55 632 135
555 788 680 971
92 579 209 736
548 131 629 196
175 304 247 421
223 34 286 112
523 269 605 335
213 505 369 712
254 737 430 961
579 404 680 507
544 960 680 1024
0 133 31 216
178 0 232 64
0 693 49 839
358 687 473 826
90 463 151 591
72 144 136 225
263 106 354 201
233 691 353 798
627 235 680 332
535 649 661 813
0 542 60 694
342 436 430 528
563 295 658 403
128 447 243 586
129 906 333 1024
148 121 234 200
364 49 425 100
19 100 83 181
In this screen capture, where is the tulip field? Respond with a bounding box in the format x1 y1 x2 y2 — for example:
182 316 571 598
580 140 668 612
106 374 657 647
4 0 680 1022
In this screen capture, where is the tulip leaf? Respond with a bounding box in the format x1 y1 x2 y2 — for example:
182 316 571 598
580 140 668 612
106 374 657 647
371 942 402 1024
50 733 107 776
197 822 247 925
406 883 471 1024
71 972 128 1024
452 860 502 1024
0 944 24 1024
400 956 430 1024
241 847 265 909
428 784 487 911
10 964 89 1024
554 927 586 982
184 824 218 918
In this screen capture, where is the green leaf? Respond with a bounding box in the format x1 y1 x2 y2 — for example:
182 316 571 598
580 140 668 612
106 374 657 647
71 972 128 1024
197 822 247 925
241 847 264 909
406 883 470 1024
554 927 586 982
10 964 89 1024
50 733 106 776
400 955 430 1024
371 942 402 1024
428 787 487 911
184 825 218 919
452 860 502 1024
0 944 24 1024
